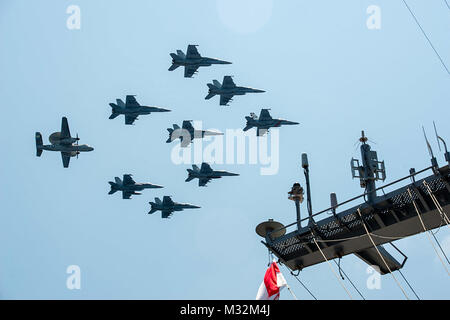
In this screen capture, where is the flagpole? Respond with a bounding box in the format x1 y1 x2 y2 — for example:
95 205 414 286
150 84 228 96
286 284 298 300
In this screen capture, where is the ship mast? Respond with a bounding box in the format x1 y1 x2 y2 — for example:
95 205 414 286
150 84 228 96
351 131 386 203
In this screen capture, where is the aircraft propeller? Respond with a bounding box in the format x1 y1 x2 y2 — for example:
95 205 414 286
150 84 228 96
76 133 79 158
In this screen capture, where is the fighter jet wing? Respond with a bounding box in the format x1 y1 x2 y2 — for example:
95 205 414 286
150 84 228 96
182 120 195 131
222 76 236 89
200 163 213 174
184 65 199 78
61 152 71 168
259 109 273 120
220 94 234 106
125 114 138 125
161 210 173 219
198 178 212 187
123 174 136 186
162 196 175 206
186 45 201 59
61 117 71 140
125 95 140 108
122 191 133 199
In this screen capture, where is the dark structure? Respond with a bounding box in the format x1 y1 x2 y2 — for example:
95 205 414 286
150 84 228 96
257 131 450 274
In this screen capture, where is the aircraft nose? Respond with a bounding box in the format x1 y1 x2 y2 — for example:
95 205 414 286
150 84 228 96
161 108 172 112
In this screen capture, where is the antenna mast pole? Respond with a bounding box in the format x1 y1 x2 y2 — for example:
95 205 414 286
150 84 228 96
360 131 377 203
302 153 314 226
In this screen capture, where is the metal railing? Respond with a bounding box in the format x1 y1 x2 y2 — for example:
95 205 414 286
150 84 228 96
267 166 435 239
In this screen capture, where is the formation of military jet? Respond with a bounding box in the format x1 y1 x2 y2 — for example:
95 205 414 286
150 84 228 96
109 95 171 125
108 174 163 199
35 117 94 168
185 163 239 187
148 196 201 218
166 120 223 147
169 45 232 78
243 109 299 136
35 44 300 218
205 76 265 106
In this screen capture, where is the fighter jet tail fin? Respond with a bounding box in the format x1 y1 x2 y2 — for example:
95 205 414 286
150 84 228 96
185 174 195 182
109 112 120 120
206 82 219 100
166 124 183 143
192 164 200 172
176 50 186 59
168 63 179 71
205 92 216 100
109 103 122 120
116 99 126 108
243 116 255 132
35 132 43 157
148 197 161 214
166 128 174 143
108 182 118 195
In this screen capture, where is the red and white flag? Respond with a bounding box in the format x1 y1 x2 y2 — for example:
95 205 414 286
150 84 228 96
256 261 288 300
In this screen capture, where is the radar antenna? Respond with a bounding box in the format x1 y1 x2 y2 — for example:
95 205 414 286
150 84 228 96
423 126 439 171
350 131 386 203
433 121 450 165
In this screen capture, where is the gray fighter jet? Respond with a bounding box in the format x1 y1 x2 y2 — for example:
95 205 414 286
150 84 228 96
108 174 163 199
185 163 239 187
243 109 299 136
35 117 94 168
109 95 171 125
148 196 201 219
169 45 231 78
166 120 223 147
205 76 265 106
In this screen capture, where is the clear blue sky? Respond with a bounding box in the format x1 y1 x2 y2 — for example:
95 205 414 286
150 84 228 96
0 0 449 299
